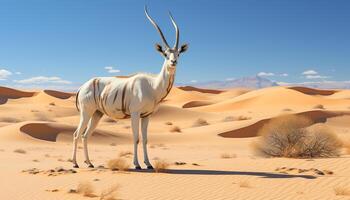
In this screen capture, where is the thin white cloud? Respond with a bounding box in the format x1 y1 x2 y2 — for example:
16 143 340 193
15 72 21 75
257 72 275 76
14 76 72 84
302 70 318 75
226 77 235 81
105 66 120 73
0 69 12 80
190 80 198 83
280 73 288 77
305 75 330 79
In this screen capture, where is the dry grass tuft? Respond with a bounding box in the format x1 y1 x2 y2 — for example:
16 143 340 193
313 104 325 109
76 181 96 197
222 116 235 122
170 126 181 133
221 153 236 159
165 121 173 125
118 151 133 157
253 115 342 158
49 102 56 106
0 117 22 123
237 115 251 121
334 186 350 196
282 108 293 112
100 185 119 200
14 149 26 154
192 118 209 127
107 158 129 171
238 180 251 188
154 160 170 173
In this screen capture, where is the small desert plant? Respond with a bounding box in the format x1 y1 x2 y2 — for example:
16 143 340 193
100 185 119 200
253 115 342 158
49 102 56 106
282 108 293 112
237 116 251 121
14 149 26 154
118 151 133 157
170 126 181 133
76 181 96 197
107 158 129 171
0 117 22 123
221 153 236 159
104 117 116 123
334 186 350 196
165 121 173 125
313 104 325 109
192 118 209 127
222 116 235 122
154 160 170 173
238 180 251 188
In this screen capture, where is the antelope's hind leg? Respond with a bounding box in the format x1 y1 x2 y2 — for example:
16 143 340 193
82 110 104 168
71 110 92 168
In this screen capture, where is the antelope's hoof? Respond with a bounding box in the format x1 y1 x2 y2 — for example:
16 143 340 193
147 166 154 170
135 166 142 170
73 164 79 168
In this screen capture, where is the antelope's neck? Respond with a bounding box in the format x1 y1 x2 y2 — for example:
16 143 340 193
153 61 175 103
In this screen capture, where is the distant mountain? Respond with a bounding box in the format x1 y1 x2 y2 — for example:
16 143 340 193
178 76 279 89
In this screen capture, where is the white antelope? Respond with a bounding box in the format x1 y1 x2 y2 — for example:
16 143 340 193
71 7 188 169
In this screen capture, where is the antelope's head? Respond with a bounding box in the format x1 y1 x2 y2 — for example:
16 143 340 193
145 6 188 74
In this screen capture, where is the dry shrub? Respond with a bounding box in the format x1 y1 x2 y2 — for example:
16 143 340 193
118 151 133 157
313 104 325 109
221 153 236 159
334 186 350 196
170 126 181 133
49 102 56 106
100 185 119 200
104 117 116 123
282 108 293 112
343 140 350 154
237 115 251 121
0 117 22 123
222 116 235 122
14 149 26 154
107 158 129 171
253 115 342 158
165 121 173 125
154 160 170 173
77 181 96 197
192 118 209 127
238 180 251 188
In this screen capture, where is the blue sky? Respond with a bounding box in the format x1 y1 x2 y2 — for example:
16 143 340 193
0 0 349 90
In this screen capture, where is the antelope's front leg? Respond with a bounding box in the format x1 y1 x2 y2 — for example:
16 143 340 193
141 117 153 169
131 112 141 170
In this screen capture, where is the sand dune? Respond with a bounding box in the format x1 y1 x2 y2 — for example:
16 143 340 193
178 86 224 94
43 90 75 99
0 85 350 200
288 86 338 96
219 110 350 138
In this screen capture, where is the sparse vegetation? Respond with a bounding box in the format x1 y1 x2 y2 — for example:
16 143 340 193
222 116 235 122
107 158 129 171
170 126 181 133
154 160 170 173
192 118 209 127
14 149 26 154
222 116 251 122
334 186 350 196
282 108 293 112
100 185 119 200
253 115 342 158
221 153 236 159
49 102 56 106
165 121 173 125
238 180 251 188
76 181 96 197
237 115 251 120
0 117 22 123
119 151 133 157
313 104 325 109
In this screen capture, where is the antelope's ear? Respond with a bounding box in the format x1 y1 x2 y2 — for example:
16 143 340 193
155 43 165 55
179 43 188 53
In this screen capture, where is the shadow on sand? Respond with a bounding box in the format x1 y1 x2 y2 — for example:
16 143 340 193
128 169 316 179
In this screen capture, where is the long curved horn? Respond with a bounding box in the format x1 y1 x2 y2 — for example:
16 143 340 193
168 11 179 49
144 6 170 48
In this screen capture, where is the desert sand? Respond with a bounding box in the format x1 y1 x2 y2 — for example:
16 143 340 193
0 85 349 200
